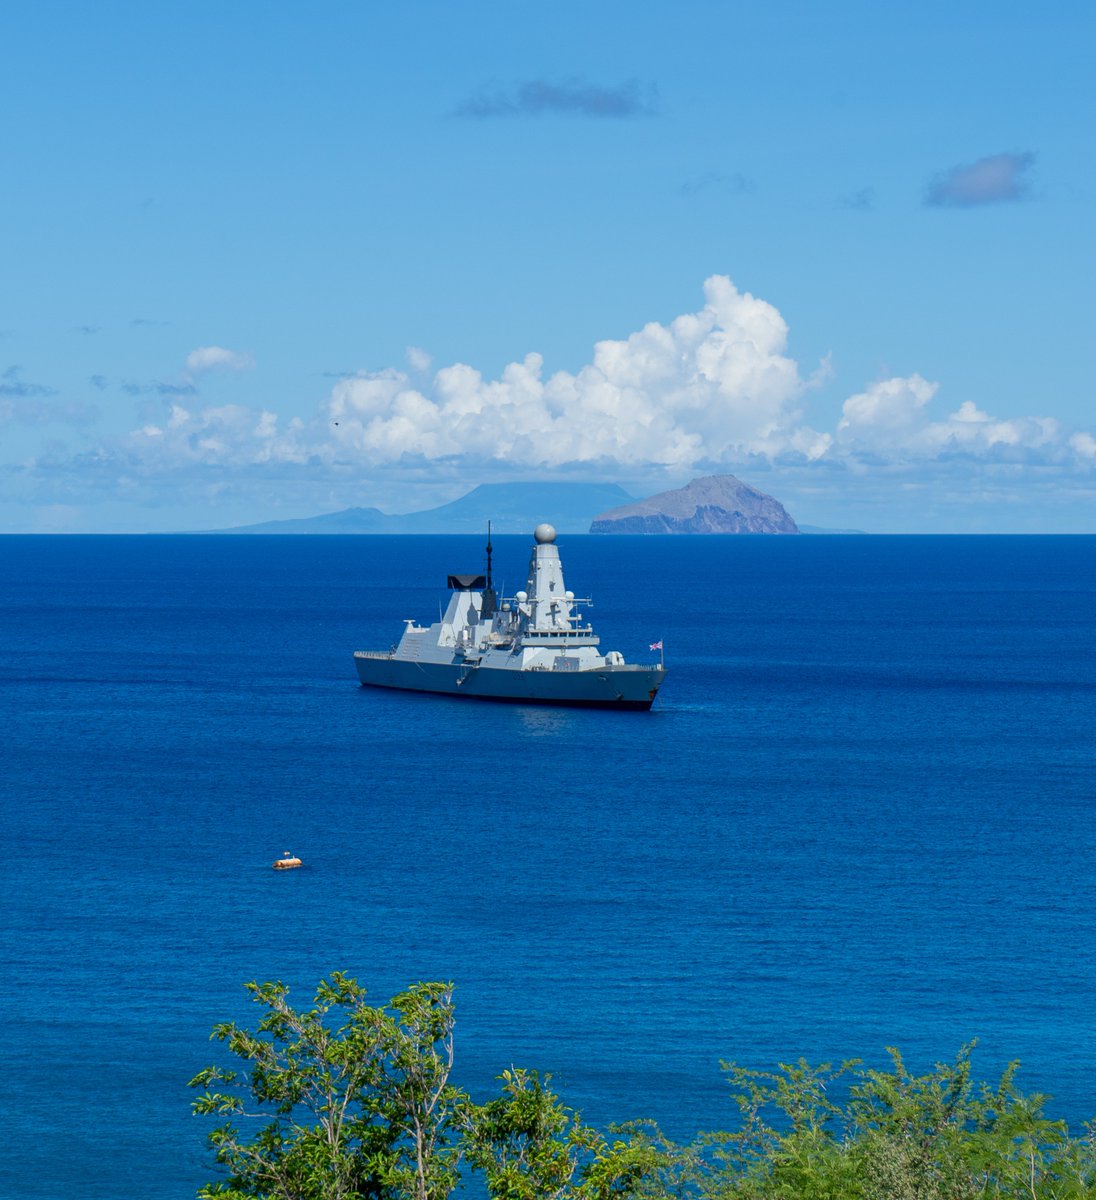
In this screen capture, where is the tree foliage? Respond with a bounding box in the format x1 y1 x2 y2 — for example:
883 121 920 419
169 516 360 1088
192 976 1096 1200
189 974 462 1200
625 1045 1096 1200
459 1067 660 1200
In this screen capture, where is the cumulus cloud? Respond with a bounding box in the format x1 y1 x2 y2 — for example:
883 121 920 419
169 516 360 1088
185 345 256 375
325 276 830 470
838 375 938 447
926 151 1036 207
456 78 657 119
836 375 1068 467
20 277 1096 510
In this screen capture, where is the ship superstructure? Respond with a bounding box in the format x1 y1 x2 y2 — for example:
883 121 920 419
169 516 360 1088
354 524 665 709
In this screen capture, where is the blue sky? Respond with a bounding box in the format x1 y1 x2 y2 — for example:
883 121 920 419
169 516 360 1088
2 0 1094 532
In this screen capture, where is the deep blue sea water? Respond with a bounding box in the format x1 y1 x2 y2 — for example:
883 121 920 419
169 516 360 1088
3 533 1096 1199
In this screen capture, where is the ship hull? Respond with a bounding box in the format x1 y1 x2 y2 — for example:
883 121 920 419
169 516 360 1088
355 654 665 710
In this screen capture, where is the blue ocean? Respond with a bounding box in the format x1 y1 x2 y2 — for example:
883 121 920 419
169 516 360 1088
3 533 1096 1199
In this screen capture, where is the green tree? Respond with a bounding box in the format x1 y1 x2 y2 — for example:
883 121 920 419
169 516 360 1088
375 982 464 1200
461 1067 599 1198
461 1069 662 1200
634 1045 1096 1200
846 1046 1096 1200
191 975 1096 1200
189 974 463 1200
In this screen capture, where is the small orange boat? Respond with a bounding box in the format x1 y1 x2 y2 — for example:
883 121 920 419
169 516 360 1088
273 852 303 870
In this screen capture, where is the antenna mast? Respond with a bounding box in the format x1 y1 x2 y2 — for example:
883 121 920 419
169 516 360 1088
486 520 493 592
482 520 497 617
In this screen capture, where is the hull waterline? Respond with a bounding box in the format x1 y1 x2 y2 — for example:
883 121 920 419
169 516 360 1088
355 653 665 709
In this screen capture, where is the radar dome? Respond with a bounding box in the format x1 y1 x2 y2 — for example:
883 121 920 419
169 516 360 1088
534 523 557 544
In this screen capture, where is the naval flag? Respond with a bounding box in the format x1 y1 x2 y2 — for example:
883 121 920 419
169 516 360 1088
650 640 663 651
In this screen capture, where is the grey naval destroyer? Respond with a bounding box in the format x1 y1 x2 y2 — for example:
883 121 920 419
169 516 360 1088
354 523 666 709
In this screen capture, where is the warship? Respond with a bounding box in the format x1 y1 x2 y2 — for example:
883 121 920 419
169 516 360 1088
354 524 666 709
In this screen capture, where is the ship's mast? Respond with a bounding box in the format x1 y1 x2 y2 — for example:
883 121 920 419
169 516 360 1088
482 521 496 617
486 521 493 592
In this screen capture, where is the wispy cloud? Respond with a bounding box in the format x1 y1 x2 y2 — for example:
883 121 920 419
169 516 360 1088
456 77 658 119
116 347 255 402
73 324 100 336
1 366 57 399
131 317 170 328
841 187 875 211
679 172 754 197
185 345 256 375
1 367 97 426
121 381 199 397
926 151 1036 207
89 374 109 391
114 347 260 402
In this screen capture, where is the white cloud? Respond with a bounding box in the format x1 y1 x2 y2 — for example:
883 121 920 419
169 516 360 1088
406 346 432 372
126 403 306 470
837 374 1067 464
185 346 256 375
326 276 830 469
838 374 938 446
20 277 1096 515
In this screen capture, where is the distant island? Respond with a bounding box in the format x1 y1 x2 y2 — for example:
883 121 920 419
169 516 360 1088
193 475 863 535
203 482 634 535
590 475 797 534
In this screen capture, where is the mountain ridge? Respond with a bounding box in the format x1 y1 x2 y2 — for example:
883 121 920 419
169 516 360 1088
198 482 634 535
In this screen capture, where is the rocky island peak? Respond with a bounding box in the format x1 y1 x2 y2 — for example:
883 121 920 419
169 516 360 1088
589 474 797 534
